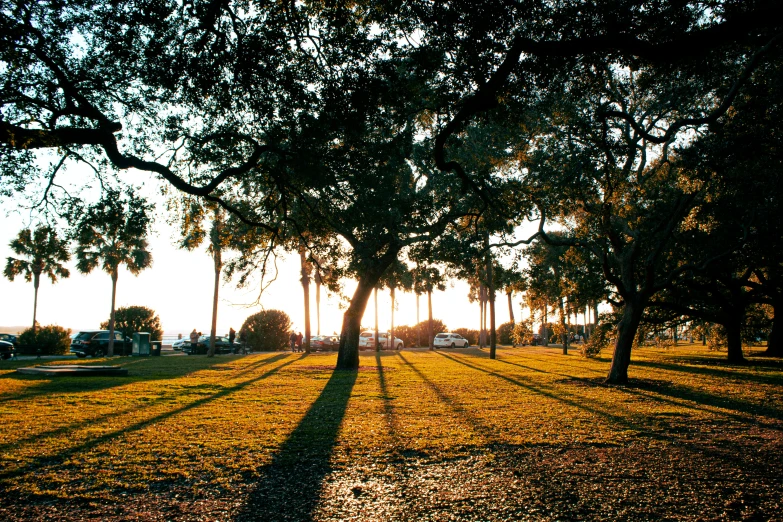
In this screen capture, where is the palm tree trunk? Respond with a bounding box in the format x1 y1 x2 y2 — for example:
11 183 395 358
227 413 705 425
299 248 311 354
208 249 221 357
416 292 421 347
32 271 40 335
559 296 569 355
542 305 549 347
390 286 396 350
315 273 321 336
374 287 379 352
108 269 118 357
428 289 434 350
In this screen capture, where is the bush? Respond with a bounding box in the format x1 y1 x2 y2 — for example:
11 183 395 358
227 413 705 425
453 328 479 346
241 310 292 351
582 319 613 358
17 325 71 355
100 305 163 341
512 320 534 346
392 325 419 348
497 322 515 345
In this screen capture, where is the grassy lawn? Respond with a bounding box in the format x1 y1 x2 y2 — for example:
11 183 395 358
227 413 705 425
1 345 781 520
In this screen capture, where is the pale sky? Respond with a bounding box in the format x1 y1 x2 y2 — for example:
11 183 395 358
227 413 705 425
0 177 526 337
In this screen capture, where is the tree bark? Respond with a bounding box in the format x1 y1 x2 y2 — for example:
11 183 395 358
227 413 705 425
487 254 497 359
374 287 380 352
428 289 434 350
542 305 549 347
416 292 421 347
390 286 396 350
300 248 311 354
32 271 40 335
606 296 645 384
725 317 746 363
507 289 515 347
208 247 221 357
315 272 322 336
337 276 377 369
558 296 569 355
108 268 118 357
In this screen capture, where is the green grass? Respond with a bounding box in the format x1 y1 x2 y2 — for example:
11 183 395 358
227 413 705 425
1 345 781 520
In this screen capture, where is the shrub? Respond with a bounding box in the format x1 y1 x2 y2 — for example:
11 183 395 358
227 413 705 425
512 320 534 346
241 310 292 351
497 322 515 345
17 325 71 355
453 328 479 346
392 325 419 348
101 305 163 341
582 319 613 358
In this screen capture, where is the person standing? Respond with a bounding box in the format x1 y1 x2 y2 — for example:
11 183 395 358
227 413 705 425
290 331 297 352
190 329 199 344
295 331 303 352
239 328 248 354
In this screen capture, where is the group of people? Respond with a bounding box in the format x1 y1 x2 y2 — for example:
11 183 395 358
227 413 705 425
289 331 304 352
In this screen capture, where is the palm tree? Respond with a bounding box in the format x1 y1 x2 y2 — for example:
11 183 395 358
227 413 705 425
74 192 153 356
4 226 71 333
412 265 445 350
180 202 235 357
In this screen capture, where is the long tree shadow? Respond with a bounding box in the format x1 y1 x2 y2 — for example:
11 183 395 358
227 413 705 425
234 368 358 521
0 354 290 455
0 354 297 482
630 358 783 386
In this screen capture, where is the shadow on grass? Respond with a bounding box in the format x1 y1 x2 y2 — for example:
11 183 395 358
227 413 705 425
397 352 499 444
0 354 289 456
0 353 251 403
376 353 400 446
235 368 357 521
0 353 296 482
630 358 783 387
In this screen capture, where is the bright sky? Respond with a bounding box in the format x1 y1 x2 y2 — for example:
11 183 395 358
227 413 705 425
0 175 527 337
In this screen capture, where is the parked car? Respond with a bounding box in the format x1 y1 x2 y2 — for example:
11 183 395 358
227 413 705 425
0 333 19 348
433 332 470 348
0 340 16 360
70 330 132 357
311 335 340 351
358 331 403 350
182 335 238 355
172 337 187 351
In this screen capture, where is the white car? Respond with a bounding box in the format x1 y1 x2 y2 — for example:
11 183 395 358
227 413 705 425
433 333 469 348
172 337 188 351
358 331 403 350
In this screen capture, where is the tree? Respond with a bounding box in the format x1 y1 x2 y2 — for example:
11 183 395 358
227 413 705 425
74 190 153 356
379 260 414 351
412 265 446 350
241 310 292 352
180 202 244 357
4 226 70 334
100 305 162 343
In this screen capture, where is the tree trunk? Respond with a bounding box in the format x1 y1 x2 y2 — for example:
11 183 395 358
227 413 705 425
558 296 569 355
390 287 396 350
542 305 548 347
507 290 515 347
487 255 497 359
32 271 40 335
479 289 485 347
300 248 311 354
374 287 380 352
337 276 377 369
606 296 645 384
428 289 434 350
208 248 221 357
108 269 118 357
592 302 599 337
416 293 421 347
315 272 322 336
724 317 746 363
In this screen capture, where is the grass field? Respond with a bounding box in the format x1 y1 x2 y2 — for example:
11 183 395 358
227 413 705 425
1 345 781 521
